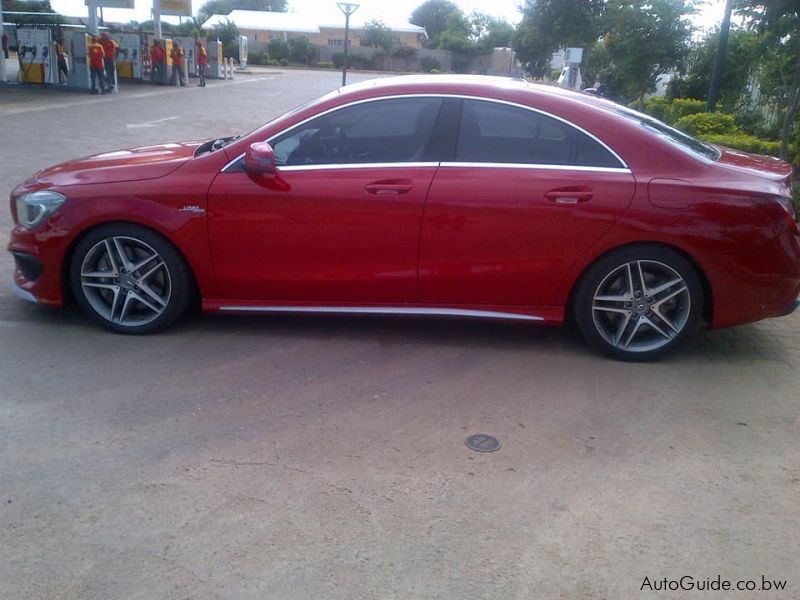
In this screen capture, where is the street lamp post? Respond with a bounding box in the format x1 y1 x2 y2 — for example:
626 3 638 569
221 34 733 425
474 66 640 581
337 2 359 86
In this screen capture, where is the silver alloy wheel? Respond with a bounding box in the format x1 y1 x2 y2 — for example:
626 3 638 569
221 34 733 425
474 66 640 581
591 260 691 353
80 236 172 327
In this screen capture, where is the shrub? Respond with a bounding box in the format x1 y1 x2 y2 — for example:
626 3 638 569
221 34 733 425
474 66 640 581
316 61 333 69
643 96 670 121
676 112 737 136
288 37 316 65
699 133 782 156
392 46 417 59
267 38 290 62
420 57 440 73
279 58 289 66
663 98 706 125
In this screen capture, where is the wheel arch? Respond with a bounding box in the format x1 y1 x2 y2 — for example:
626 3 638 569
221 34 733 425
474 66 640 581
60 219 200 305
564 241 714 325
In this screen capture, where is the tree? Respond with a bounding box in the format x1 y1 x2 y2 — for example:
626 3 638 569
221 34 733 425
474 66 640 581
736 0 800 160
410 0 462 48
513 0 604 77
197 0 287 24
127 17 205 37
288 37 316 66
212 19 240 60
470 12 514 51
3 0 64 25
361 20 400 70
668 28 760 110
603 0 695 108
707 0 734 111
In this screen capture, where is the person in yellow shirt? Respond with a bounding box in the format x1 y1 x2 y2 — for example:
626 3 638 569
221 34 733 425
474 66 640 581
55 36 69 84
195 39 207 87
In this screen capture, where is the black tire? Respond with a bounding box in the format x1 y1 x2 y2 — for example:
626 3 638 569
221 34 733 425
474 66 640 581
69 223 193 334
573 245 704 361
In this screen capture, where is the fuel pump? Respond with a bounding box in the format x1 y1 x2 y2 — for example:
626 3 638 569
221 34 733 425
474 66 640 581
174 36 196 78
206 39 224 79
239 35 248 69
112 33 143 79
17 28 54 84
67 34 92 90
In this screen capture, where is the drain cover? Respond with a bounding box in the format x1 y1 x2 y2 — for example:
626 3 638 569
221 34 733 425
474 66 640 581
465 433 501 452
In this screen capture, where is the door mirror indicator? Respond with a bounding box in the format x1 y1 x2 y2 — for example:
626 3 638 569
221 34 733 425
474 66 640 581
244 142 277 176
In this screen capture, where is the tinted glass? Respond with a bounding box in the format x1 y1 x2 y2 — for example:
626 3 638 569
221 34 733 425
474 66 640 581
456 99 623 168
272 97 443 166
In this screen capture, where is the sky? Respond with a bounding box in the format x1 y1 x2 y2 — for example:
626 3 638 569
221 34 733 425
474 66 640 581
46 0 728 33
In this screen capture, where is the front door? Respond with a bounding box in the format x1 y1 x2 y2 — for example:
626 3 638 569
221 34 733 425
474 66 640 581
208 96 444 303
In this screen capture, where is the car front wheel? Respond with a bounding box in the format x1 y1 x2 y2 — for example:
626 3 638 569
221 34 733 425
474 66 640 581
69 224 193 334
574 246 704 361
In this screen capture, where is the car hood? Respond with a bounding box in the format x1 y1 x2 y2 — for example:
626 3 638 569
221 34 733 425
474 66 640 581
715 146 794 183
31 141 204 186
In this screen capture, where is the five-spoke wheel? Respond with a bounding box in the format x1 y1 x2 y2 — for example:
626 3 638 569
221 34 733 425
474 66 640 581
574 246 703 360
70 224 192 333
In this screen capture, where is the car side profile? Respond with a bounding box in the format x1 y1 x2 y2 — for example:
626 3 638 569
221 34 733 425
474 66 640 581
8 75 800 360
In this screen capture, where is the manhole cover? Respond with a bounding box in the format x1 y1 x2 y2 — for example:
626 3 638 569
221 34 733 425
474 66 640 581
465 433 501 453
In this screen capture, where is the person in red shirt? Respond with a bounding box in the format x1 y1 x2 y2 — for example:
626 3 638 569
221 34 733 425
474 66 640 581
169 40 186 86
149 40 165 85
87 36 106 94
195 39 207 87
99 32 118 91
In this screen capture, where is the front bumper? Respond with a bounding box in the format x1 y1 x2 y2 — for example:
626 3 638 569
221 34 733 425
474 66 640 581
781 296 800 317
12 280 37 303
8 226 67 307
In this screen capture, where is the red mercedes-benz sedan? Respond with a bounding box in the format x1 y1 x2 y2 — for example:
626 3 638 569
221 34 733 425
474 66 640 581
7 75 800 359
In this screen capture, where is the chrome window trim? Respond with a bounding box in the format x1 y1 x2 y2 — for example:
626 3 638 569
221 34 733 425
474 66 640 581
439 162 631 174
220 93 629 173
218 305 543 321
221 152 246 172
278 162 440 172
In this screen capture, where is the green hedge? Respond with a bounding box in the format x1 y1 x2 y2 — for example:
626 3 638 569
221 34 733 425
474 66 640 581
644 96 670 121
676 112 737 136
663 98 706 125
698 133 783 156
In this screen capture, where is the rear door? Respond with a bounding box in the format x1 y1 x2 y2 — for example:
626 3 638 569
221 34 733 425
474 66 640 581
419 98 636 307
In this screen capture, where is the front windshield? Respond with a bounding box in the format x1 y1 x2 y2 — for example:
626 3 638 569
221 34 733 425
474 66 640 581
194 89 343 158
616 106 721 161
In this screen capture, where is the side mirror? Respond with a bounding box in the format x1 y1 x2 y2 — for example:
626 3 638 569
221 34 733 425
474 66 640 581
244 142 276 176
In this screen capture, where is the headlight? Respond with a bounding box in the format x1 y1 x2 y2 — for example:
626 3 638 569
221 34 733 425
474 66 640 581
15 191 67 230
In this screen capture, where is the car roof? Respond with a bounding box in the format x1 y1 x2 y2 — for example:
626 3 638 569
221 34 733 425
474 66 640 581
339 74 621 112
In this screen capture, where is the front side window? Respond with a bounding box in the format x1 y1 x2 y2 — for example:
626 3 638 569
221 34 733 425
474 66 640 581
455 99 623 168
271 97 443 166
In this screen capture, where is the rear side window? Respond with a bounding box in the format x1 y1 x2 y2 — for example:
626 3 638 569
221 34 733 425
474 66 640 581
455 99 623 168
272 97 443 166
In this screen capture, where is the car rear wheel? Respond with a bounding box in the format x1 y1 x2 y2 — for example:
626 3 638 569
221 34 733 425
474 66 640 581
69 224 192 334
574 246 703 361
